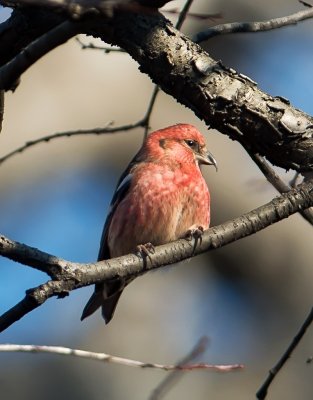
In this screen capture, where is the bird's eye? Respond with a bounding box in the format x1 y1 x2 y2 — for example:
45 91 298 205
185 139 197 149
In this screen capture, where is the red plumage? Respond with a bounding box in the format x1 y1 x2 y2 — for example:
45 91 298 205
81 123 217 323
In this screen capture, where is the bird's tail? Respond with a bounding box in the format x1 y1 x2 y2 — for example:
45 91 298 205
81 282 124 324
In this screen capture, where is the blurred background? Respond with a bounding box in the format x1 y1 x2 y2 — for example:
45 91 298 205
0 0 313 399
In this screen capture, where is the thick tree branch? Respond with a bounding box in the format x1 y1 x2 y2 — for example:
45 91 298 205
0 181 312 332
0 342 242 372
96 11 313 173
1 6 312 172
0 0 171 29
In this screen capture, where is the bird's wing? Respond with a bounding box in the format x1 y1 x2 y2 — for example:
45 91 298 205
97 152 140 261
81 153 140 322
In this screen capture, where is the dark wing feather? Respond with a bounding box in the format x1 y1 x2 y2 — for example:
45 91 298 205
81 153 140 322
97 152 139 260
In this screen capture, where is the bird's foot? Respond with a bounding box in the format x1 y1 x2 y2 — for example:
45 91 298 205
136 243 155 266
185 226 204 255
136 242 155 255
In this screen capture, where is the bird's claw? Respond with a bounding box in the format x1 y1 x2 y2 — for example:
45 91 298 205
136 243 155 266
185 226 204 242
185 226 204 255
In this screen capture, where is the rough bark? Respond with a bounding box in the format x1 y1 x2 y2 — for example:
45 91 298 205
0 7 312 172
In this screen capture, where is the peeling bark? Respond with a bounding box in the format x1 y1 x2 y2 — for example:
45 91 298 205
0 7 312 171
94 12 313 172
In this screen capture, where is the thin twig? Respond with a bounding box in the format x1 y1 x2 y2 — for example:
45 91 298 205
142 86 159 138
75 37 125 53
0 90 4 132
0 343 242 372
0 181 312 332
175 0 194 30
249 153 313 226
142 0 194 138
289 172 300 188
150 337 209 400
299 0 313 8
193 7 313 43
0 21 82 90
165 9 221 21
256 307 313 399
0 119 144 166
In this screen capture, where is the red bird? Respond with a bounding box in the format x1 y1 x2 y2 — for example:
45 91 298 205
81 124 217 323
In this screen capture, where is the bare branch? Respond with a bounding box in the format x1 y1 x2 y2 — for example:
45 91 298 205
256 307 313 399
0 20 82 90
299 1 313 8
150 337 209 400
248 153 313 225
0 234 83 279
193 7 313 43
142 85 159 138
0 343 242 372
289 172 301 188
175 0 194 30
0 181 312 332
142 0 194 138
93 11 313 173
75 36 125 53
0 119 144 166
0 90 3 132
1 7 313 171
165 9 221 21
0 0 171 18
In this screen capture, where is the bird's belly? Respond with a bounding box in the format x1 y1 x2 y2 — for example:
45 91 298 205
108 182 209 257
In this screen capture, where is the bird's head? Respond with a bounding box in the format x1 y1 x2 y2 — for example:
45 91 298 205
142 124 217 170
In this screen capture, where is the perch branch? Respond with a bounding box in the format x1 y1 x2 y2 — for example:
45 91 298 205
0 181 312 332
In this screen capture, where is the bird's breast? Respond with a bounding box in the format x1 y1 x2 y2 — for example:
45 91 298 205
107 166 210 257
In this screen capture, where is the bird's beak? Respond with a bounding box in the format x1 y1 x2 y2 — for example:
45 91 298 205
196 149 218 171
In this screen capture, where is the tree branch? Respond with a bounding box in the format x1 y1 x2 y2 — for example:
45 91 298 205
1 5 313 172
0 181 312 332
141 0 194 138
0 342 242 372
150 337 210 400
192 7 313 43
75 36 125 52
95 10 313 173
0 0 171 19
0 20 82 90
256 307 313 399
0 119 144 165
248 153 313 225
0 90 3 132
